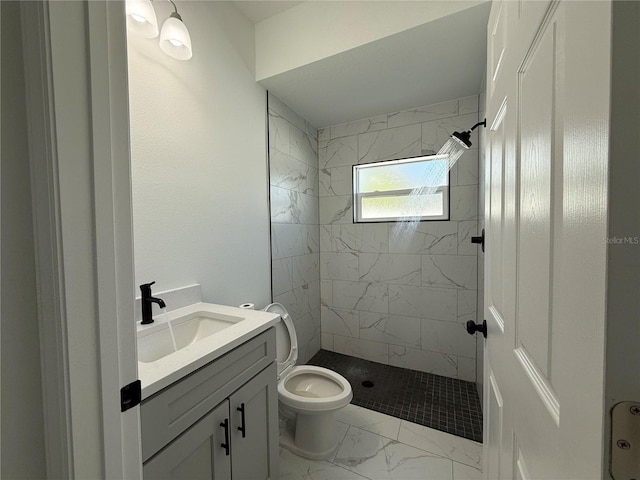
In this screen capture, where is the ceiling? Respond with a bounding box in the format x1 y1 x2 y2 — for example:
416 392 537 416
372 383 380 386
235 1 491 128
232 1 304 24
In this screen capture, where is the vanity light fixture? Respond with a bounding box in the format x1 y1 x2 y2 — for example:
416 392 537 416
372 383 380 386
125 0 159 38
125 0 192 61
159 0 193 60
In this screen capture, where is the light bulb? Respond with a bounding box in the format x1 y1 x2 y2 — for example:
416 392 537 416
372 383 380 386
125 0 159 38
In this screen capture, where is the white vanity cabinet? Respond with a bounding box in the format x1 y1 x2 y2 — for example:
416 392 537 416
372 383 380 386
143 399 232 479
141 328 278 480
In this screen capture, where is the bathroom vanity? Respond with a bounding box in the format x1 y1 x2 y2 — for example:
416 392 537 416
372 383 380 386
137 303 280 480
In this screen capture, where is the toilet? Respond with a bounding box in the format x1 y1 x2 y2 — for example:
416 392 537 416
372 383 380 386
264 303 352 459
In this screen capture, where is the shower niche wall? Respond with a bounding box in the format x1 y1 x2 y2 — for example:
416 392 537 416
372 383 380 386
317 95 482 383
268 93 483 384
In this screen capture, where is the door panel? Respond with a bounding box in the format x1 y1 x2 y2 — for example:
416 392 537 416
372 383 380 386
488 100 507 328
489 2 507 96
519 1 553 26
484 1 610 479
514 443 531 480
486 370 503 480
517 18 556 378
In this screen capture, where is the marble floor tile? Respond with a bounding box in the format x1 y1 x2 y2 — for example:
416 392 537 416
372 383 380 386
333 426 454 480
397 420 482 469
279 407 484 480
335 421 350 453
280 448 370 480
334 404 401 440
453 461 483 480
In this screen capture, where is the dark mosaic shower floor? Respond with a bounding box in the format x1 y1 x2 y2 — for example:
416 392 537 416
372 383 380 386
308 349 483 442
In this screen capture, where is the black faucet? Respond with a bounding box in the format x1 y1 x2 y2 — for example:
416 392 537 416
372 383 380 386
140 281 166 325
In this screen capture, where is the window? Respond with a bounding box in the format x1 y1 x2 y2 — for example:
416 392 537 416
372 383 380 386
353 154 450 222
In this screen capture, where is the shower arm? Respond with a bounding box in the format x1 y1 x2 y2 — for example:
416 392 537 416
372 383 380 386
469 119 487 132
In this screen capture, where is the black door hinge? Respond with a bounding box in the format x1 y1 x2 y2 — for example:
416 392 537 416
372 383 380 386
121 380 141 412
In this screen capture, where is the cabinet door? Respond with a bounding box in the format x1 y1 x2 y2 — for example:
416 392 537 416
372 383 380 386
143 400 232 480
229 363 278 480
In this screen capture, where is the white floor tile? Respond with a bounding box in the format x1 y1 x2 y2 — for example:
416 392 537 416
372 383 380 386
280 448 371 480
334 421 350 456
279 405 484 480
333 426 454 480
453 461 483 480
335 404 401 440
397 420 482 470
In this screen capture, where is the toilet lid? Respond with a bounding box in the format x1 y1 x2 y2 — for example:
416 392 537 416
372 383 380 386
263 303 298 376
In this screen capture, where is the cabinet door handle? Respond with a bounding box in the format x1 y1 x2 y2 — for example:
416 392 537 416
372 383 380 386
237 403 246 438
220 419 230 456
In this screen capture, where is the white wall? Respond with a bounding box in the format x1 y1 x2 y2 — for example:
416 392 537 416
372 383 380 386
0 2 47 477
604 2 640 477
127 1 271 309
255 0 488 81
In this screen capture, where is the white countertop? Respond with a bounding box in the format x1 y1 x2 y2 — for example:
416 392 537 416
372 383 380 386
137 302 280 399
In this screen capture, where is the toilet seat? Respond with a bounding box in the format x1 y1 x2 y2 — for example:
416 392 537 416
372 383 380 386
278 365 353 412
263 303 353 411
263 303 298 379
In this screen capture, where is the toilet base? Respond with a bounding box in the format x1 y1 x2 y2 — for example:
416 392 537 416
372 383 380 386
278 411 338 460
279 427 339 460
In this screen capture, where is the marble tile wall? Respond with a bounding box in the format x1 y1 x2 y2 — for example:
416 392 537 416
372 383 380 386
319 96 481 381
268 93 321 363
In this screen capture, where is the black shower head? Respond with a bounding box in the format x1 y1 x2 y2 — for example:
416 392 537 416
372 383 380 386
451 130 473 149
449 119 487 150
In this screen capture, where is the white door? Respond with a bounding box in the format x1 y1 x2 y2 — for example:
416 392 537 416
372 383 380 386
484 1 611 479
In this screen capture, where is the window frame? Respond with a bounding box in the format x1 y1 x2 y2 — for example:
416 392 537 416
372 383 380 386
352 154 451 223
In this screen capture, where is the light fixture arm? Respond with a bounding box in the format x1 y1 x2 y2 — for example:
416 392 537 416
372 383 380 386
166 0 182 20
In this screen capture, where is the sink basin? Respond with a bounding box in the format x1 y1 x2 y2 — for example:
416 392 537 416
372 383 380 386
138 310 242 363
136 302 281 399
